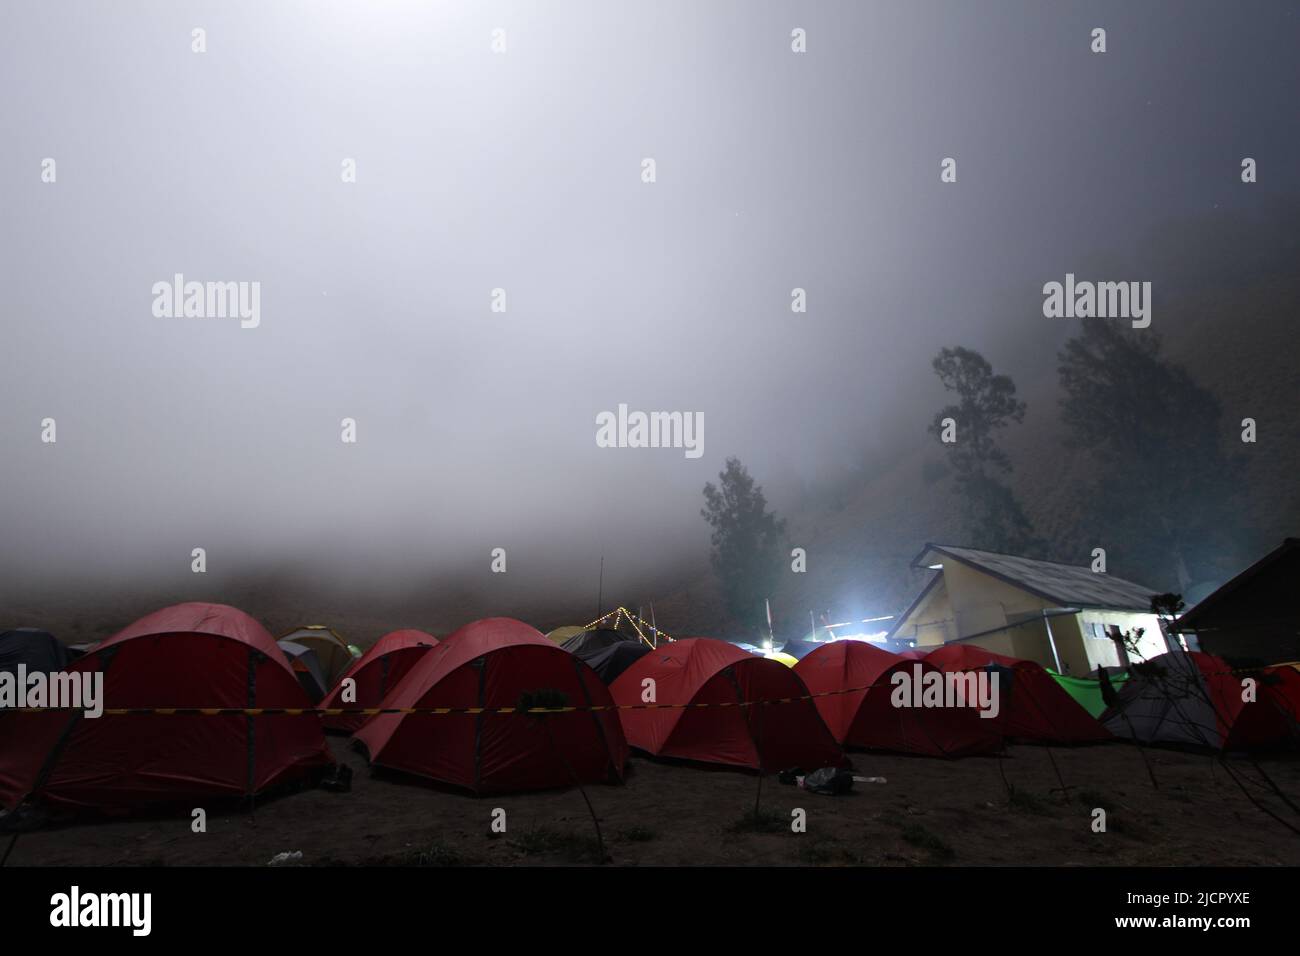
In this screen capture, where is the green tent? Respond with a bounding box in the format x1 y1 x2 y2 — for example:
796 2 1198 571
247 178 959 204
1048 670 1129 718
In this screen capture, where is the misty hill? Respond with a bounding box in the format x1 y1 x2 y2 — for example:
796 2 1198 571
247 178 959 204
663 205 1300 639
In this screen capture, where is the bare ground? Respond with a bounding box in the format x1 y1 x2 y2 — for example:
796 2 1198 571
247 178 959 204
7 739 1300 867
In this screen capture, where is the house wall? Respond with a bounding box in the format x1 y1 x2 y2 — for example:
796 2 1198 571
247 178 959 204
963 604 1164 675
1077 610 1168 668
939 558 1049 637
893 577 957 647
895 555 1165 675
961 618 1060 669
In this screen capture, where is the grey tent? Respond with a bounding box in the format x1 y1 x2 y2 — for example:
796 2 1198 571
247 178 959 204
278 639 330 702
561 628 650 683
577 641 650 684
1100 652 1221 748
1101 650 1300 751
0 629 69 675
560 628 635 655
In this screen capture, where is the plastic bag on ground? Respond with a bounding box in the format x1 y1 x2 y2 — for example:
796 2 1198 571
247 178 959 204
798 767 854 795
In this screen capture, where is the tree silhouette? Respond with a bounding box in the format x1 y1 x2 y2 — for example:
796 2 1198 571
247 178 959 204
1057 318 1241 592
701 457 786 634
928 347 1039 553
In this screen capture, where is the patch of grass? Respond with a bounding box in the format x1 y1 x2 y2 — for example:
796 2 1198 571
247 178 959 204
901 823 955 862
414 842 467 866
1007 786 1054 817
510 826 605 863
617 825 657 843
726 807 787 834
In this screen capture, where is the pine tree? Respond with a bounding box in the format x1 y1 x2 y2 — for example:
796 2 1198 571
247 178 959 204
928 347 1039 553
701 458 786 634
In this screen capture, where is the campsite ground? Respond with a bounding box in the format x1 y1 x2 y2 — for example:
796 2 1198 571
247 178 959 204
9 739 1300 866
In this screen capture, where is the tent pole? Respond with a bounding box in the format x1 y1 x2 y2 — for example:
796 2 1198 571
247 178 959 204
1042 610 1063 673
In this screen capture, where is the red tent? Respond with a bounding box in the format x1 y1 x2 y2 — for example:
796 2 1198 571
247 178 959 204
352 618 627 794
321 628 438 733
925 643 1111 744
0 602 333 812
1232 663 1300 749
609 638 845 771
795 642 1001 757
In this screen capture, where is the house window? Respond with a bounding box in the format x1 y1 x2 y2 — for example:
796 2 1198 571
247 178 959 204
1082 621 1126 671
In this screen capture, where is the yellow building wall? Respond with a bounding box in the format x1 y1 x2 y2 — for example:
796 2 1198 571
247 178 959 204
894 555 1163 675
1077 610 1168 666
957 616 1085 673
939 558 1050 635
893 577 957 647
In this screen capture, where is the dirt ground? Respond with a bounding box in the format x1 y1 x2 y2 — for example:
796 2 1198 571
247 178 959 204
7 739 1300 866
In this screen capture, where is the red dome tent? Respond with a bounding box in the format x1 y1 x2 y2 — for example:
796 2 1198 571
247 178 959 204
0 602 333 813
925 643 1110 744
1101 651 1300 751
321 629 438 733
795 642 1001 757
609 638 845 771
352 618 627 794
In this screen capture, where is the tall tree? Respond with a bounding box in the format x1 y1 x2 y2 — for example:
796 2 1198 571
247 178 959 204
701 457 786 634
1057 317 1240 592
928 346 1038 552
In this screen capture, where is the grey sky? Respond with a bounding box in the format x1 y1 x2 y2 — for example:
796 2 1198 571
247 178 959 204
2 1 1297 599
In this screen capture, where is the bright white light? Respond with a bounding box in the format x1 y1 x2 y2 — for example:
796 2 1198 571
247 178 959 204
832 631 890 643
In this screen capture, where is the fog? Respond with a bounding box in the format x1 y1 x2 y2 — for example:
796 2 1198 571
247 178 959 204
3 2 1298 615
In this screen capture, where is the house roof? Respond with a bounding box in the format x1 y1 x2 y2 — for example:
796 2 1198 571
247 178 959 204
1175 538 1300 631
909 543 1159 612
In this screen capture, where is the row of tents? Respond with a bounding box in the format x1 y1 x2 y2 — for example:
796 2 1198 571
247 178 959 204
1 605 1297 818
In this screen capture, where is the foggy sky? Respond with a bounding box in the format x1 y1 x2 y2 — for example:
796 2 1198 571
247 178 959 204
3 1 1298 602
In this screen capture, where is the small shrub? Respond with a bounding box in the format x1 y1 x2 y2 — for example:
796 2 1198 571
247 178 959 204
415 843 466 866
